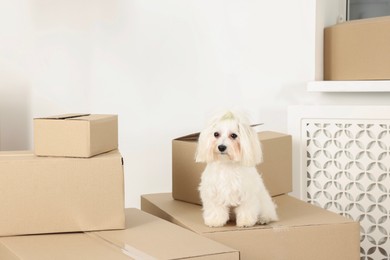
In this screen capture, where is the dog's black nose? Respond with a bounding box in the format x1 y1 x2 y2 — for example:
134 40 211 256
218 145 227 152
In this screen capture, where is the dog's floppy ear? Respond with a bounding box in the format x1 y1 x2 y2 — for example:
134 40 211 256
195 125 213 163
238 122 263 166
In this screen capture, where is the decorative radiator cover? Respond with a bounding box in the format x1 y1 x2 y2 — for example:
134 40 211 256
289 106 390 260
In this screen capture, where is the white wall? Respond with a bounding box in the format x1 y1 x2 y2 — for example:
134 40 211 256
1 0 316 207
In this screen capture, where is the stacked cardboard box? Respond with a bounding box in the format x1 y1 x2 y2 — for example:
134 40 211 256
141 130 361 259
1 113 240 259
0 114 124 236
0 209 239 260
324 16 390 80
34 114 118 158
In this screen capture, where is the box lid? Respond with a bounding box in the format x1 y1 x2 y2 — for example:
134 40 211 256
34 114 116 122
174 124 264 142
326 15 390 30
141 193 357 234
92 208 238 259
35 114 91 120
0 150 121 162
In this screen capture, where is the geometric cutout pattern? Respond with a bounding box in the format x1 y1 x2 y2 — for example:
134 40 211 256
305 121 390 260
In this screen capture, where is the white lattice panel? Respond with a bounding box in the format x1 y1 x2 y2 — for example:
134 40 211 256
288 106 390 260
305 120 390 260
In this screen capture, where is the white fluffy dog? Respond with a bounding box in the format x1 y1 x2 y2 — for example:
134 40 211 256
196 111 278 227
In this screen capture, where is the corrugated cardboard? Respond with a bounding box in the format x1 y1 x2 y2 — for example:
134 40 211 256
141 193 361 260
0 150 125 236
324 16 390 80
0 233 131 260
34 114 118 157
0 209 239 260
172 131 292 205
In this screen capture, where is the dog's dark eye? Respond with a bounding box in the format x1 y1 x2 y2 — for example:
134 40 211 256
214 132 220 138
231 133 238 139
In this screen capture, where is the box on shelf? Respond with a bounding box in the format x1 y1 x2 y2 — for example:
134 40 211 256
141 193 360 260
0 150 125 236
0 209 239 260
34 114 118 158
172 131 292 205
324 16 390 80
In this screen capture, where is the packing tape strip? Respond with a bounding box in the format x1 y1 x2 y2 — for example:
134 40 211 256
85 232 157 260
121 243 157 260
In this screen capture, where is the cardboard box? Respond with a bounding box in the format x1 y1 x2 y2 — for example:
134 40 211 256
141 193 361 260
0 233 130 260
34 114 118 158
172 131 292 205
324 16 390 80
0 150 125 236
0 209 239 260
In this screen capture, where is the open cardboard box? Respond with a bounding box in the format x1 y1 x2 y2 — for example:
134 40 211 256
34 114 118 158
0 150 125 236
172 131 292 205
0 209 239 260
141 193 360 260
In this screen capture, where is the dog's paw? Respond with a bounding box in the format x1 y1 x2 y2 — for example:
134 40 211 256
258 216 274 225
258 212 278 225
236 214 258 228
204 217 228 227
257 202 278 225
203 206 229 227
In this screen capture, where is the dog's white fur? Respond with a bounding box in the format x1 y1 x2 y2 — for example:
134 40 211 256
196 111 278 227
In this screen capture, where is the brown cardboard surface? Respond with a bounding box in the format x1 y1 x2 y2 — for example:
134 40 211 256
141 193 361 260
0 150 125 236
0 233 131 260
34 114 118 157
92 208 238 260
172 131 292 205
0 209 238 260
324 16 390 80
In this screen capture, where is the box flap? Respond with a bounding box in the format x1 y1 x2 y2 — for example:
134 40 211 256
175 133 200 141
141 193 357 235
68 114 117 121
91 208 238 259
35 113 91 120
175 123 264 141
327 15 390 29
259 131 291 141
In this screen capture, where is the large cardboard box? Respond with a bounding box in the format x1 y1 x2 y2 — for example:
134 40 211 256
0 209 239 260
34 114 118 158
324 16 390 80
0 233 130 260
172 131 292 205
141 193 361 260
0 150 125 236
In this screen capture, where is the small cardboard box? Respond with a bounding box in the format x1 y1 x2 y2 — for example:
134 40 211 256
0 209 239 260
324 16 390 80
172 131 292 205
34 114 118 158
0 150 125 236
141 193 361 260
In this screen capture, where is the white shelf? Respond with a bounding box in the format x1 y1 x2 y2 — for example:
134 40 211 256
307 81 390 92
